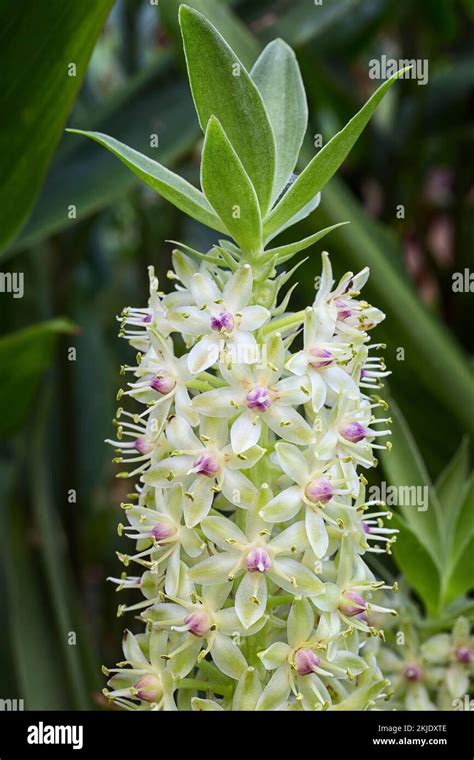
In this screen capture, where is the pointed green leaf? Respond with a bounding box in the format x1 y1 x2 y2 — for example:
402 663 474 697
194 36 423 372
179 5 276 213
0 0 114 252
201 117 262 254
390 514 441 617
251 39 308 204
66 129 227 234
263 67 411 239
262 222 349 266
435 438 469 548
0 319 76 441
380 399 444 566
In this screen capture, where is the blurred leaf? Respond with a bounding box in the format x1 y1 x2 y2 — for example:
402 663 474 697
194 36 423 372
435 438 470 549
201 117 262 253
251 39 308 204
1 496 68 709
313 178 474 437
0 0 114 252
390 513 441 618
179 5 276 213
67 129 226 234
380 399 443 565
445 474 474 605
31 390 96 708
0 319 76 441
5 67 199 256
160 0 259 70
264 67 410 239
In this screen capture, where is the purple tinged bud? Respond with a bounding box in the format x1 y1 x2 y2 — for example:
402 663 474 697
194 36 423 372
246 386 272 412
305 477 334 505
143 314 153 324
340 590 366 617
455 646 472 664
362 521 371 534
134 438 154 455
135 674 162 702
335 298 353 320
341 422 367 443
308 347 333 369
360 368 368 379
246 547 272 573
210 310 234 333
184 610 211 637
150 371 175 395
192 453 219 477
150 522 175 543
404 663 423 682
294 647 321 676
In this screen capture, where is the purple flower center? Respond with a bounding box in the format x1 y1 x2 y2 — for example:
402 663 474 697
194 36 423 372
455 646 472 664
184 610 211 637
339 590 366 617
305 478 334 505
246 386 272 412
335 298 353 320
192 453 219 478
294 647 321 676
362 521 371 534
341 422 366 443
246 547 272 573
142 314 153 324
360 368 368 379
150 371 175 395
404 663 422 682
135 674 162 702
308 347 333 369
134 438 154 455
210 310 234 333
150 522 175 543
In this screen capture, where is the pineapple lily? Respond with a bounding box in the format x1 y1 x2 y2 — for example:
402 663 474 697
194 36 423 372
70 6 408 710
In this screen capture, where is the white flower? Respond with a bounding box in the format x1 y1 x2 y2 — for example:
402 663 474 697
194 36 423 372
193 333 314 453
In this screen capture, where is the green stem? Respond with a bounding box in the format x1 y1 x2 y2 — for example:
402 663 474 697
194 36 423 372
261 310 305 337
267 594 294 610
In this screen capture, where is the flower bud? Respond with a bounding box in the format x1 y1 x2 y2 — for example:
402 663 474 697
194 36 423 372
341 422 366 443
246 547 272 573
455 646 472 664
404 663 422 682
135 674 162 702
210 310 234 332
150 371 175 395
192 453 219 477
246 387 272 412
294 647 320 676
340 590 366 617
305 477 333 505
185 610 211 637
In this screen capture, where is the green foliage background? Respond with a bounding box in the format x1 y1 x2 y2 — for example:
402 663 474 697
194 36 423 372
0 0 472 709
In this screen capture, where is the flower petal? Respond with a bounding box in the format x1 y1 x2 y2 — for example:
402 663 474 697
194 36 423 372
223 265 252 311
231 410 261 454
239 305 270 331
258 642 291 670
305 509 329 559
256 665 290 711
201 515 248 550
264 405 314 446
211 632 247 680
188 553 240 585
287 598 314 648
275 442 309 484
188 334 220 374
235 572 267 629
259 485 302 523
270 557 325 596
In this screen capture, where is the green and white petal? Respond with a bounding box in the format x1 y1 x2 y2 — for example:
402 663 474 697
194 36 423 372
305 509 329 559
188 553 240 585
221 468 258 509
225 444 265 470
169 636 202 679
201 515 248 550
239 305 270 331
183 478 214 527
259 485 302 523
446 663 469 699
235 572 268 629
273 375 311 406
223 265 253 311
256 665 291 711
164 545 182 596
271 557 325 596
264 405 315 446
287 598 314 649
270 520 308 553
275 441 309 484
187 334 220 374
211 632 247 680
258 641 291 670
193 388 240 418
421 633 451 664
190 272 220 307
231 410 261 454
232 667 263 711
